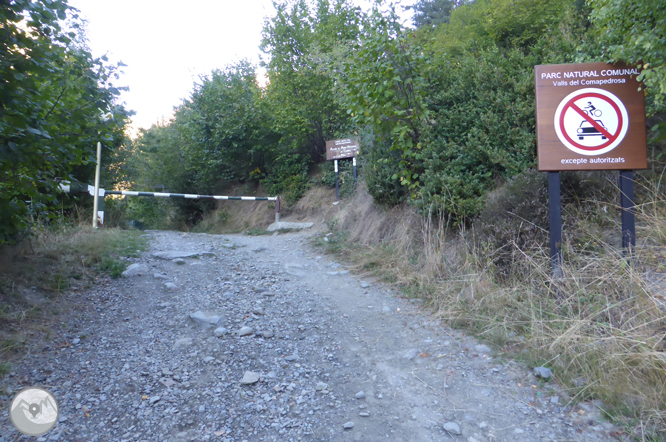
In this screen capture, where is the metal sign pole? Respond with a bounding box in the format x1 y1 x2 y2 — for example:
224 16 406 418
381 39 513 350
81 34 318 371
619 170 636 258
549 172 563 276
334 160 339 199
352 157 357 186
275 196 281 223
92 141 102 228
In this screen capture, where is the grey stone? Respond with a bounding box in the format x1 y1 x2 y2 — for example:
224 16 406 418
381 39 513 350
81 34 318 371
189 311 222 326
261 330 275 338
164 282 177 291
122 263 149 277
213 327 228 337
173 338 193 350
238 326 254 336
534 366 553 380
316 382 328 391
355 391 366 399
343 421 355 430
159 378 176 388
474 344 491 354
443 422 462 435
550 396 560 404
202 356 215 363
266 221 314 232
153 273 168 280
199 405 205 412
403 348 419 360
71 338 80 345
359 412 370 417
149 395 161 404
240 371 260 385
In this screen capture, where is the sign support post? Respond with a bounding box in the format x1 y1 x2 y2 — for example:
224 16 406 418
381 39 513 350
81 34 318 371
548 172 563 275
619 170 636 257
92 141 102 228
352 157 357 186
334 160 339 199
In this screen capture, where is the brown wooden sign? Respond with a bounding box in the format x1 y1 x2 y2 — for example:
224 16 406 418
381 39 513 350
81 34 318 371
326 138 359 161
535 62 647 171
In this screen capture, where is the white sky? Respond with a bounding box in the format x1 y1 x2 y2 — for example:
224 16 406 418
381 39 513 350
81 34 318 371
69 0 415 134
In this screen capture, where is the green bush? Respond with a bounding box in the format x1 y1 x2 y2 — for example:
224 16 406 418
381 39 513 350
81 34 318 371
416 46 539 221
262 153 311 203
362 136 409 207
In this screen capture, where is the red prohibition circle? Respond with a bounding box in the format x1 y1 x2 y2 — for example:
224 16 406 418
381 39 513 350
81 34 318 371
558 92 624 151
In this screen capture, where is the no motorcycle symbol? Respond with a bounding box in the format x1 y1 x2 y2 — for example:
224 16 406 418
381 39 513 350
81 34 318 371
554 88 629 156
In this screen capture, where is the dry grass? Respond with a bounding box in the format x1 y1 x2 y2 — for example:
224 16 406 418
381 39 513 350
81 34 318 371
0 225 147 372
317 180 666 436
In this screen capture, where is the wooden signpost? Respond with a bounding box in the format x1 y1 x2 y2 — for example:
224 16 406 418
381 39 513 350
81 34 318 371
326 138 359 199
535 62 647 272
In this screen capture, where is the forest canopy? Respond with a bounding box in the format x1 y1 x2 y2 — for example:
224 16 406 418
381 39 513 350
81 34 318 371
2 0 664 237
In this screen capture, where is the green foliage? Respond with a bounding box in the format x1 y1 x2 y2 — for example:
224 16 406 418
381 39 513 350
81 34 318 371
337 5 428 189
262 153 311 203
319 157 358 198
433 0 574 53
589 0 666 114
181 61 276 189
261 0 359 159
409 0 460 29
362 135 409 206
417 46 540 219
0 0 129 242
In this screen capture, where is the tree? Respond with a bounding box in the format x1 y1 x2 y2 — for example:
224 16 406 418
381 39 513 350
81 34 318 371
260 0 360 159
409 0 457 29
588 0 666 139
0 0 129 242
336 5 427 193
182 60 276 191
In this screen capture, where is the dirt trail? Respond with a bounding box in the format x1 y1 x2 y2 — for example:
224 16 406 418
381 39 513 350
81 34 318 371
1 231 620 442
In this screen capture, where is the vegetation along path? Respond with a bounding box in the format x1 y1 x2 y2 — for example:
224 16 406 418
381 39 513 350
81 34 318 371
1 230 622 441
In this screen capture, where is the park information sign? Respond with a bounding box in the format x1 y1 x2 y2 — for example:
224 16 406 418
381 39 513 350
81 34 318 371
326 138 359 161
535 62 647 171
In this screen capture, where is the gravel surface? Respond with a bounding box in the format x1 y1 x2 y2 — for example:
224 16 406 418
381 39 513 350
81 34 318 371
1 230 622 441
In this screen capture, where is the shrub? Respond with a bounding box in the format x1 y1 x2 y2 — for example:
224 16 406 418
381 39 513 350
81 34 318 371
262 153 311 203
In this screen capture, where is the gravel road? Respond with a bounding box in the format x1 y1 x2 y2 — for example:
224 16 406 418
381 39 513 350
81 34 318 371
1 230 622 441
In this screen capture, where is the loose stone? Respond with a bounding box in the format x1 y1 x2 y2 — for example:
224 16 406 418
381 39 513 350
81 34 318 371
534 366 553 380
238 326 254 336
240 371 260 385
443 422 462 435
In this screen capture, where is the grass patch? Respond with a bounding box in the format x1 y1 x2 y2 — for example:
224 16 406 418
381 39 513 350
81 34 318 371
0 224 148 365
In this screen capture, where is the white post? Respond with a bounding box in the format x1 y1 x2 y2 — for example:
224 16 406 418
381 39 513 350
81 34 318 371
92 141 101 228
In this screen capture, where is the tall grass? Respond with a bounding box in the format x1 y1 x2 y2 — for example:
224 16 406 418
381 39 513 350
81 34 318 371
318 176 666 433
